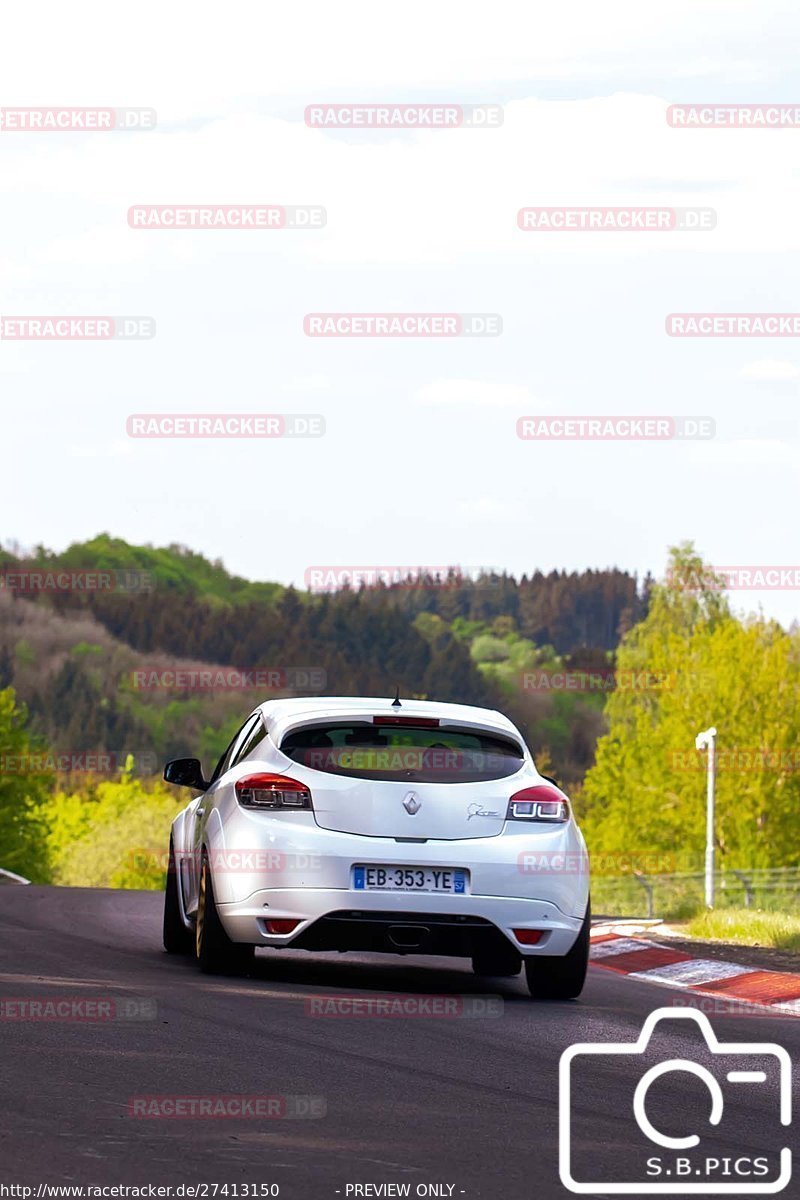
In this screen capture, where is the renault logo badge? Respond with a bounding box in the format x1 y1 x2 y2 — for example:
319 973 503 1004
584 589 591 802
403 792 421 815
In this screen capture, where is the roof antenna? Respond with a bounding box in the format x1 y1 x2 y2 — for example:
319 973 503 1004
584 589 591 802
392 686 402 708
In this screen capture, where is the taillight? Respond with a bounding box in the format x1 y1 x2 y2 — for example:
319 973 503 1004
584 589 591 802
235 773 312 811
506 785 569 823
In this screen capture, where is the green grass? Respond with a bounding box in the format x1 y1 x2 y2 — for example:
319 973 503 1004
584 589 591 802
684 908 800 952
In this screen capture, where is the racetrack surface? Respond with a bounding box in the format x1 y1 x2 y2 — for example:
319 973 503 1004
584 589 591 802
1 887 797 1197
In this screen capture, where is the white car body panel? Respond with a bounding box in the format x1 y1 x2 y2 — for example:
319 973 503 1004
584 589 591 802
169 696 590 959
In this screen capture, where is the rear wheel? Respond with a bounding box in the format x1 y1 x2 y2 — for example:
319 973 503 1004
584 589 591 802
524 902 590 1000
196 853 255 976
163 836 193 954
471 942 522 978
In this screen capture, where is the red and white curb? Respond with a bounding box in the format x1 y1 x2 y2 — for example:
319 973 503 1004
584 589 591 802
590 929 800 1016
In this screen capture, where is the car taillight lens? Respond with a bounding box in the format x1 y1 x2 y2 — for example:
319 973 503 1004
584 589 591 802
235 774 313 811
506 785 569 823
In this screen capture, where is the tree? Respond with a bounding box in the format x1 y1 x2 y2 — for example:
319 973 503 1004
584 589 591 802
0 645 13 689
0 688 53 881
471 635 511 664
579 544 800 870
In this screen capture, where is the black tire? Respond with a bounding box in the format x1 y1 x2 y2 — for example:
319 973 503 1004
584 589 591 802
524 902 590 1000
471 942 522 978
163 836 193 954
195 852 255 976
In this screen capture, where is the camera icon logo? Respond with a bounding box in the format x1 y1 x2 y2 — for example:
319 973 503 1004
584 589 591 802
559 1007 792 1194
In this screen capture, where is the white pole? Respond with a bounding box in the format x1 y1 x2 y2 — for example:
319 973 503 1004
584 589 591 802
696 727 717 908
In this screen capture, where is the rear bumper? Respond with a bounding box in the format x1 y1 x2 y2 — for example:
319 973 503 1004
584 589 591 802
199 812 589 916
217 888 585 957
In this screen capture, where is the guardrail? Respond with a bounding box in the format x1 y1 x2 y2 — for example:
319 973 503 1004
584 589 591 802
0 867 31 885
593 867 800 919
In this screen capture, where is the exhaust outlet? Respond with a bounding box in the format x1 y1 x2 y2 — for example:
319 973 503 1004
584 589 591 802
387 924 429 950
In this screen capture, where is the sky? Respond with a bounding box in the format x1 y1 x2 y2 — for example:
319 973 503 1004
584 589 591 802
1 0 799 625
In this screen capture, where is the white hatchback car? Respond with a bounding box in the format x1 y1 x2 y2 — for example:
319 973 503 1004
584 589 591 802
162 696 591 998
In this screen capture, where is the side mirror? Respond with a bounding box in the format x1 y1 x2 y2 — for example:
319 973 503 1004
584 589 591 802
164 757 209 791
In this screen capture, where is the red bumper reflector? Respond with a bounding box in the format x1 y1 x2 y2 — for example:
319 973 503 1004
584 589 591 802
514 929 544 945
265 919 300 935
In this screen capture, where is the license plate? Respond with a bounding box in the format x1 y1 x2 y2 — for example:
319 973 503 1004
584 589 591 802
353 865 467 893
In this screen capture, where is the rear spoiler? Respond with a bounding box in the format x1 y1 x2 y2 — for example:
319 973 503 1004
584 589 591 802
269 711 527 756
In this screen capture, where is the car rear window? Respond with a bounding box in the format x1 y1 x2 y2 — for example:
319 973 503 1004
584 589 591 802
279 722 525 783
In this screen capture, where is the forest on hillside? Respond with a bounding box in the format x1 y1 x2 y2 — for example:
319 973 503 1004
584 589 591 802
2 539 798 894
0 535 648 783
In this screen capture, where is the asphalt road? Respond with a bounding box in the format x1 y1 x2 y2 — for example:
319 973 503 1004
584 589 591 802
1 887 797 1198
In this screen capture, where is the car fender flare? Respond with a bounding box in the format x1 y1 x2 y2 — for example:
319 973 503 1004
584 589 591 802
200 810 237 904
170 805 194 856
